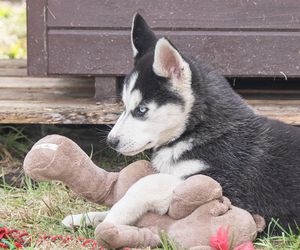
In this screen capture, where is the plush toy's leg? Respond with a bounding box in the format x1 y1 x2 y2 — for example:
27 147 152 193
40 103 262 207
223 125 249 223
95 222 161 248
24 135 154 206
103 174 182 225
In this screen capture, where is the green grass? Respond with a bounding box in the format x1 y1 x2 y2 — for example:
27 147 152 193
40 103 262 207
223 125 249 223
0 0 26 59
0 126 32 159
255 220 300 250
159 232 183 250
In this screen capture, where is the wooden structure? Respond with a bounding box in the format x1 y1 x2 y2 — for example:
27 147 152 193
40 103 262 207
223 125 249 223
0 60 121 124
27 0 300 77
0 60 299 125
1 0 299 125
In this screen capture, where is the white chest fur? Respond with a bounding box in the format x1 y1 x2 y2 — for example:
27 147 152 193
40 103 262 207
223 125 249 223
151 140 209 178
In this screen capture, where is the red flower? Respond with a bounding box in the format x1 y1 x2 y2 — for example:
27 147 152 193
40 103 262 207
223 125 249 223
234 242 255 250
0 227 9 239
14 242 23 249
210 226 229 250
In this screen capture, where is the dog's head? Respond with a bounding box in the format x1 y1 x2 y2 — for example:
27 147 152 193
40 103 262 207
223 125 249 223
107 14 194 156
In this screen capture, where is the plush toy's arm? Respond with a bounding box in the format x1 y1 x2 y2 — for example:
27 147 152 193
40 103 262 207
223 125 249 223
168 175 223 219
23 135 119 205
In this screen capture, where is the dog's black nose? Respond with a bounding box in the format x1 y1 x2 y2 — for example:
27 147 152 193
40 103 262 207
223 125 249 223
107 137 120 149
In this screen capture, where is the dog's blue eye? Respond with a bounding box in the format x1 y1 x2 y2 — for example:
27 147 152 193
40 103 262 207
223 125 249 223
134 106 149 117
138 106 147 113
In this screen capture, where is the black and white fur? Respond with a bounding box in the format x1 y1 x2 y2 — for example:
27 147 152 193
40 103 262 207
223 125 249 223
63 14 300 231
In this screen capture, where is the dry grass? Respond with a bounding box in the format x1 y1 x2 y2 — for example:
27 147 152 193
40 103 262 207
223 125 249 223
0 178 106 249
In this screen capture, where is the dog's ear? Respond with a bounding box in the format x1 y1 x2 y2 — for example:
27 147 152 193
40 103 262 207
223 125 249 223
131 13 157 60
153 38 191 83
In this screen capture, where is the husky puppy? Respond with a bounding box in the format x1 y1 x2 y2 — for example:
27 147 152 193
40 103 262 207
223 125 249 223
65 14 300 231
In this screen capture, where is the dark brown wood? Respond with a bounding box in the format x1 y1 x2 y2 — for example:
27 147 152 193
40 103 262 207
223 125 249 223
26 0 48 76
94 77 118 103
47 0 300 30
27 0 300 77
47 30 300 77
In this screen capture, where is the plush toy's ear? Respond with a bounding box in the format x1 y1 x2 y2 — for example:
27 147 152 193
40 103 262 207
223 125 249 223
153 38 191 83
131 13 157 60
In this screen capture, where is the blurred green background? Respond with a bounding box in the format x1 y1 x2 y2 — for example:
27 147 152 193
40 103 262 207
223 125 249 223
0 0 26 59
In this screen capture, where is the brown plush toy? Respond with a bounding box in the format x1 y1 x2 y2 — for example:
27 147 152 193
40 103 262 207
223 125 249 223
23 135 265 249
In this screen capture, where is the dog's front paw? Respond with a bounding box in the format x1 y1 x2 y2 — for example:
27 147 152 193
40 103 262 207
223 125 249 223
62 214 83 227
62 211 109 228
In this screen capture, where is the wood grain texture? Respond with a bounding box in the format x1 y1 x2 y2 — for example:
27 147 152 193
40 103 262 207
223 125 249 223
26 0 48 76
0 76 94 88
0 98 299 125
0 100 122 124
0 76 121 124
94 77 118 103
0 76 94 101
47 0 300 30
0 60 27 76
248 100 300 125
0 76 299 125
47 30 300 77
27 0 300 77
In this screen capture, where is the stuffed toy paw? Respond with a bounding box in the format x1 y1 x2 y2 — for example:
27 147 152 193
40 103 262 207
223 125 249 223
23 135 265 249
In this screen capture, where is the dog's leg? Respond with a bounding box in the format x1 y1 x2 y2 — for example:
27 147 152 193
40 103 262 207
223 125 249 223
103 173 182 225
62 160 155 228
62 211 109 227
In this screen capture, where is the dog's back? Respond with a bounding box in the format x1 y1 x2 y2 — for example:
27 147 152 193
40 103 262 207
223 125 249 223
198 119 300 228
185 60 300 230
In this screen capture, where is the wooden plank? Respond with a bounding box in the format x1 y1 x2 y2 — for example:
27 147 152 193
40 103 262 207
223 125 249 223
0 100 122 124
26 0 48 76
0 76 94 88
248 101 300 126
47 0 300 30
47 30 300 77
0 76 95 100
0 98 299 125
0 60 27 76
0 88 94 101
0 60 27 69
94 77 118 103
